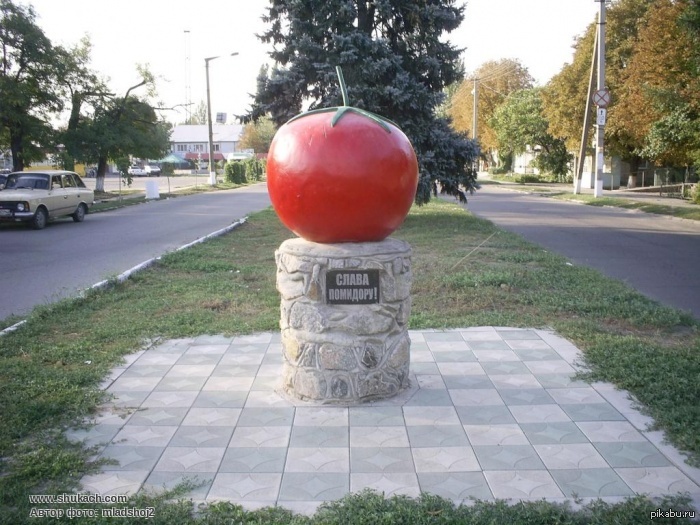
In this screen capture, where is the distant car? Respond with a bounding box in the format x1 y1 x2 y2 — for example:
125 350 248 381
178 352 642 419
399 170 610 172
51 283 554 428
0 173 7 190
127 165 146 177
0 170 95 230
144 164 161 177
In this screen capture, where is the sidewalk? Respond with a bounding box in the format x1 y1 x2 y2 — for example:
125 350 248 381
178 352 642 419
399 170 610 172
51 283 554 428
70 328 700 516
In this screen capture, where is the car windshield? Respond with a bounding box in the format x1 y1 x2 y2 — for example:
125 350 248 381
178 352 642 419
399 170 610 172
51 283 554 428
5 173 50 190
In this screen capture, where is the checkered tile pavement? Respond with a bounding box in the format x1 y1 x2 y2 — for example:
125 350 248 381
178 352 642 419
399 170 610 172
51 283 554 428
68 328 700 516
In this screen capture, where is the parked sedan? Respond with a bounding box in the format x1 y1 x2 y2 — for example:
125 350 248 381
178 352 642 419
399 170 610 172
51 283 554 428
0 170 95 229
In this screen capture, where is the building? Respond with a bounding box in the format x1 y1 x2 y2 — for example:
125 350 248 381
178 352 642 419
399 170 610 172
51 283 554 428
169 124 244 165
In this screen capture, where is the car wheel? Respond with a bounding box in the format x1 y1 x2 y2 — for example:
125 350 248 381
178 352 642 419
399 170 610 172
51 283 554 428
72 203 87 223
31 207 48 230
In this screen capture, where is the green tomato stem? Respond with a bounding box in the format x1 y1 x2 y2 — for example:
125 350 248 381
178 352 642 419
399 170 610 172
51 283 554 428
336 66 350 107
285 66 397 133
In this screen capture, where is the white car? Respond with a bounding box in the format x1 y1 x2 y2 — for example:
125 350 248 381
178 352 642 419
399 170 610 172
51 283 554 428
144 164 161 176
127 165 146 177
0 170 95 230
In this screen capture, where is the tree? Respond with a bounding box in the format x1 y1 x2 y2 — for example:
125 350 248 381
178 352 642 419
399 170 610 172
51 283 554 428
542 0 656 174
53 36 113 171
490 88 572 179
73 70 170 192
245 0 479 204
186 100 208 125
239 114 277 153
612 0 700 170
0 0 62 171
448 59 534 166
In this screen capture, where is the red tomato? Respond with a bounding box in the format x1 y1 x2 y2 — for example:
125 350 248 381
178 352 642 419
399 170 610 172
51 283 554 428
267 110 418 243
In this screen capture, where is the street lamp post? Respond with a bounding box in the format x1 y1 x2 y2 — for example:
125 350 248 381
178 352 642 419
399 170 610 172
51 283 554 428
205 52 238 186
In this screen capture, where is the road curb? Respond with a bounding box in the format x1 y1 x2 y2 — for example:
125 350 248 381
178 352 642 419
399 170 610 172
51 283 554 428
0 217 248 337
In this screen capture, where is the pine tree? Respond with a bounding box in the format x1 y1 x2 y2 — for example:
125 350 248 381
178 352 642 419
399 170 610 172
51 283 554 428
245 0 479 204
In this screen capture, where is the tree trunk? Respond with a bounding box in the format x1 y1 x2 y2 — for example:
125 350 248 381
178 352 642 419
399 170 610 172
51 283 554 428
10 130 24 172
95 156 108 192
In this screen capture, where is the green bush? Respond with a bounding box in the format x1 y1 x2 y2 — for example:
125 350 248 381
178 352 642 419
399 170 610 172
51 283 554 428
225 161 247 184
244 157 266 181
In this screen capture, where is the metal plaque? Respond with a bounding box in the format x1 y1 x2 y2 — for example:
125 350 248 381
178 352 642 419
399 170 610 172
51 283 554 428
326 269 380 305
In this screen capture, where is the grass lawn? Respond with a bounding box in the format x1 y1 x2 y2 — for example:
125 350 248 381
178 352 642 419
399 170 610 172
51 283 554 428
0 200 697 524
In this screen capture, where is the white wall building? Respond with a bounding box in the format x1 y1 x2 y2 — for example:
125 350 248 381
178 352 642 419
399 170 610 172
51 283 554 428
169 124 244 164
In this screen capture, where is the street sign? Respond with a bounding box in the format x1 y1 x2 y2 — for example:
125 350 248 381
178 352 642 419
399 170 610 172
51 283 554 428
597 108 607 126
593 88 611 108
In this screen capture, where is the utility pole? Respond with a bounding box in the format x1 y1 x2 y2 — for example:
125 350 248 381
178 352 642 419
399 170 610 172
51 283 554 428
594 0 607 197
574 14 599 195
472 77 478 142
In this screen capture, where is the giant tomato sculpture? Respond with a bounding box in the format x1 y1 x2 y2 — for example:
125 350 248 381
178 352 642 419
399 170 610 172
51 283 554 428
266 67 418 244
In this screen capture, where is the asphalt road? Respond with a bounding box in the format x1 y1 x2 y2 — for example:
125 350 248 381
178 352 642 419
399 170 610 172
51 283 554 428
462 185 700 319
0 183 271 322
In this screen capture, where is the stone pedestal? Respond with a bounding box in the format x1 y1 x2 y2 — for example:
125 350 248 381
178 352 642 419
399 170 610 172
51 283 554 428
275 237 412 404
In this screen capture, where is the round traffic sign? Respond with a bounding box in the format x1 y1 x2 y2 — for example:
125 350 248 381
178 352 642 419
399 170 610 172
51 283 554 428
593 88 611 108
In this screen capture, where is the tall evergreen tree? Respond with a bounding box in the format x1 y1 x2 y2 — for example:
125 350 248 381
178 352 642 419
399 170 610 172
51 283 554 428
246 0 479 204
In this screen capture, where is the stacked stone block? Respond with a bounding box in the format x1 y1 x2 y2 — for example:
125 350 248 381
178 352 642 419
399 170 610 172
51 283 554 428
275 237 412 403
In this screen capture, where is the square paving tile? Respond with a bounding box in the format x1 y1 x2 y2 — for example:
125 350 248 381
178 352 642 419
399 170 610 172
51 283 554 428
220 447 287 473
154 447 225 472
490 374 542 390
229 426 291 448
442 375 493 389
290 426 349 447
285 447 349 472
576 421 646 442
509 405 571 424
407 425 470 447
499 389 556 406
418 472 493 500
437 362 486 376
192 391 248 408
456 405 516 425
534 444 609 470
463 425 529 446
520 422 588 444
411 447 480 472
65 424 122 448
549 468 635 497
127 407 189 426
181 408 241 427
484 470 564 499
524 360 576 375
415 375 447 389
111 425 178 447
238 407 294 427
207 472 281 501
473 445 545 470
405 389 454 406
403 406 461 426
154 377 207 392
81 470 149 496
141 391 199 408
294 407 348 426
431 351 477 363
349 407 405 426
560 403 626 422
594 442 672 468
278 472 349 501
481 361 530 375
350 447 415 473
99 445 164 471
615 466 700 494
448 389 504 407
168 426 235 447
142 471 213 499
350 426 409 447
351 473 420 498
